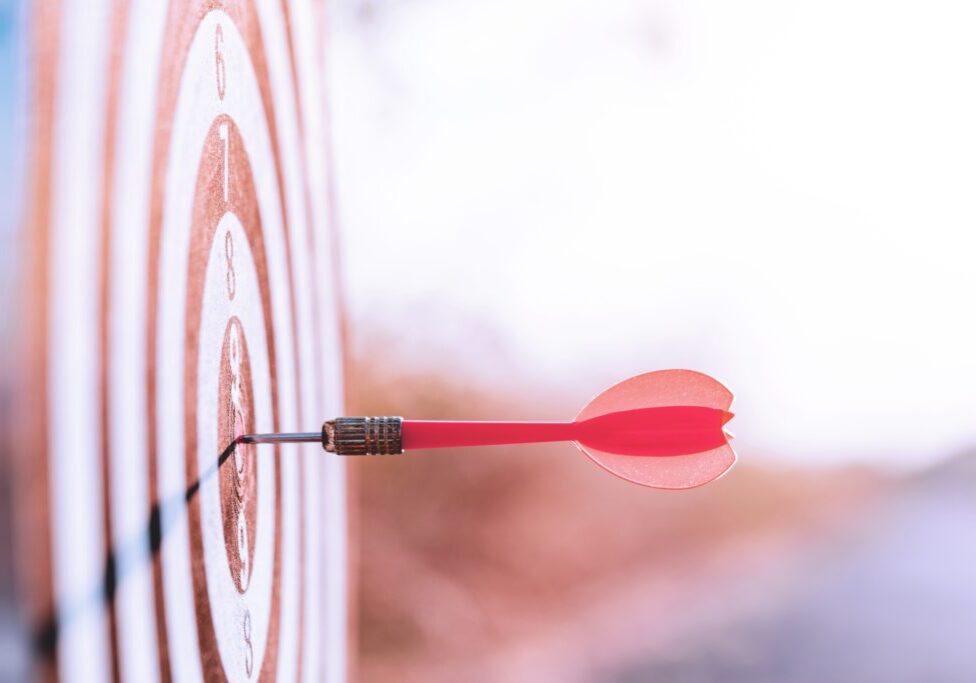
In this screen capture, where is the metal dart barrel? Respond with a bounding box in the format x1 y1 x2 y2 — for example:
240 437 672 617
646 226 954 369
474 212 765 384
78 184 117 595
242 416 405 456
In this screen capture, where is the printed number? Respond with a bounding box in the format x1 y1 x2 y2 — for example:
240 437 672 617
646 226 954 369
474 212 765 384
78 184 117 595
243 608 254 677
225 229 235 300
229 322 251 597
237 512 250 588
215 24 226 100
219 122 229 203
230 323 254 672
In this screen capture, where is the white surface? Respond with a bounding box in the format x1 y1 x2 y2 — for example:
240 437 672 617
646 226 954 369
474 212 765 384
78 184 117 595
331 0 976 468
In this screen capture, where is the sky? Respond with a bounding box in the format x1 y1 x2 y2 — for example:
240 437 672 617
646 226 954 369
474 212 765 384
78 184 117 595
329 0 976 469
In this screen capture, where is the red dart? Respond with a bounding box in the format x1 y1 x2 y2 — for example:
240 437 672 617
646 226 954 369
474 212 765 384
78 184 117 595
243 369 737 489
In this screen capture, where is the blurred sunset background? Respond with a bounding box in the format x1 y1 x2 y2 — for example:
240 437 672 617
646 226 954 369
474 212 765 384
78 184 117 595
330 0 976 680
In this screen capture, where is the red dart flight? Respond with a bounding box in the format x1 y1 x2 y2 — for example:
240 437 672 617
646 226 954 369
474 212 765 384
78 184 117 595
402 369 737 489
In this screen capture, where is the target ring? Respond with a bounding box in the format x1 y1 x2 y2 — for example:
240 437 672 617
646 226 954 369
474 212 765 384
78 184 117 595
176 108 283 677
150 9 301 681
16 1 348 680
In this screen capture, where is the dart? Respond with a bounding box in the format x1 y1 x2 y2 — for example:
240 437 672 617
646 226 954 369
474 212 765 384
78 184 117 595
243 369 737 489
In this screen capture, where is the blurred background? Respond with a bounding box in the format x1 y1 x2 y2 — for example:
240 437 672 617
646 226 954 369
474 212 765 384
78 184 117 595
1 0 27 678
328 0 976 680
2 0 976 680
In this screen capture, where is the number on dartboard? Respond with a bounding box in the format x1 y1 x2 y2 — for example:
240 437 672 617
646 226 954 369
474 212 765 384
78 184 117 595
215 23 226 100
219 121 229 203
243 608 254 677
228 322 250 588
226 246 254 677
225 229 236 300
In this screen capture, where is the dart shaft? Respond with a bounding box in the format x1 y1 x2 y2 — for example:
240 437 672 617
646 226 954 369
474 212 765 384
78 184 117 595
403 420 573 450
243 419 575 454
242 419 574 454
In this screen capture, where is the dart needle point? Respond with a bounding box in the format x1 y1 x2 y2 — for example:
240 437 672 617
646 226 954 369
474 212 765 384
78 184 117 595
239 432 323 445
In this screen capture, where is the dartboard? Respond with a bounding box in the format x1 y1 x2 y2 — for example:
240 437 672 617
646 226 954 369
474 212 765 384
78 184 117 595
16 1 347 680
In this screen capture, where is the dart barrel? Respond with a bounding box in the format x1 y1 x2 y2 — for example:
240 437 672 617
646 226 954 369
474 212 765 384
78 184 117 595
324 417 405 456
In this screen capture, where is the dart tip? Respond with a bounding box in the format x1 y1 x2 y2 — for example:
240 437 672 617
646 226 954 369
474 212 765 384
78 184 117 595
238 431 324 445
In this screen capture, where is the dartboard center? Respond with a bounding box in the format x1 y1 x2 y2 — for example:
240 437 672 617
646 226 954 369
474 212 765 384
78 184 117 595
218 316 259 594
